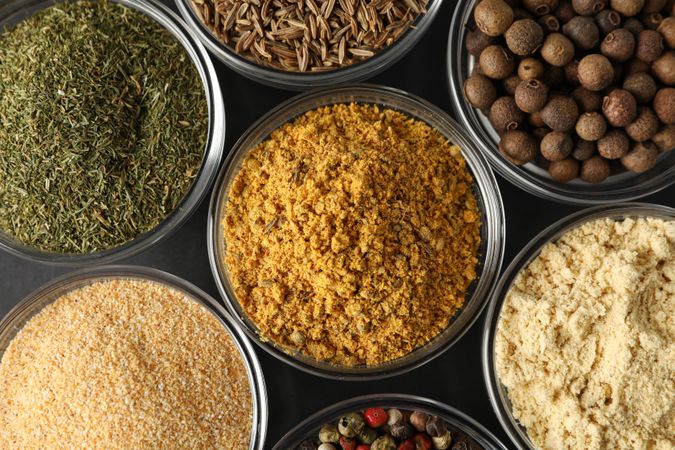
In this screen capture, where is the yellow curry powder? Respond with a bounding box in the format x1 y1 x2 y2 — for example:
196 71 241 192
223 104 481 366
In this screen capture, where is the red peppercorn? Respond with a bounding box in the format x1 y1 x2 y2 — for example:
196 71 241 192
412 433 432 450
340 436 356 450
398 439 416 450
363 407 388 428
355 445 370 450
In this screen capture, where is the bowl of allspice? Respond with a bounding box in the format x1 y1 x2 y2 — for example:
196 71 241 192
447 0 675 205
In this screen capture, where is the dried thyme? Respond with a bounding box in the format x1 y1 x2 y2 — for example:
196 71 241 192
0 1 208 254
190 0 428 72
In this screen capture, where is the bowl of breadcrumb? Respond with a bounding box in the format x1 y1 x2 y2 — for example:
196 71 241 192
483 202 675 450
0 266 267 450
208 84 505 380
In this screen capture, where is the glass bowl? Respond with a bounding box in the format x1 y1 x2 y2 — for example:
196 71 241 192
0 265 268 450
175 0 443 90
446 1 675 205
208 84 505 380
0 0 225 265
272 393 509 449
481 202 675 450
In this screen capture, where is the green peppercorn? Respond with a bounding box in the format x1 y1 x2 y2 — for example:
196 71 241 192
319 424 340 443
357 427 378 444
338 413 365 438
371 434 397 450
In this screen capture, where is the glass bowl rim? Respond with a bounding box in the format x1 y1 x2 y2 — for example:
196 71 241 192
481 202 675 450
207 83 505 380
174 0 445 90
0 0 226 266
0 264 269 450
272 393 509 450
445 0 675 206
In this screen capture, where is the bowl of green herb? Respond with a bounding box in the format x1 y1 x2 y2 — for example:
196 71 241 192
0 0 224 264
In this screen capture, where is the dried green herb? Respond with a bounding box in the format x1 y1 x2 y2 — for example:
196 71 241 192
0 0 208 254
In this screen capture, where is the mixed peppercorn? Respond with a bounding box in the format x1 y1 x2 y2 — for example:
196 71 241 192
296 407 483 450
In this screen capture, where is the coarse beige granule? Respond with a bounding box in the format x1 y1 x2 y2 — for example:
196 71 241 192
495 216 675 450
0 279 253 450
223 103 481 367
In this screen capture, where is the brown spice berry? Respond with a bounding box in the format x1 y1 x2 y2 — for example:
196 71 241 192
595 10 621 35
513 7 536 20
464 74 498 110
597 129 630 158
652 124 675 151
529 111 547 127
609 0 645 17
565 60 580 84
572 138 597 159
602 89 637 126
541 131 574 160
548 158 580 181
479 45 517 79
503 75 522 95
658 17 675 49
635 30 664 63
543 65 566 85
643 0 667 13
651 51 675 85
523 0 560 15
572 86 603 111
541 33 575 66
623 18 645 37
640 13 664 31
475 0 515 36
554 1 576 22
538 14 561 32
562 16 600 50
499 130 539 162
505 19 545 55
572 0 606 15
541 95 580 130
600 29 636 62
578 54 615 91
622 72 657 104
576 112 607 140
532 126 552 140
581 155 611 182
625 107 660 141
515 79 550 112
621 142 659 172
624 58 651 75
466 27 500 56
518 57 546 79
489 96 526 131
653 88 675 124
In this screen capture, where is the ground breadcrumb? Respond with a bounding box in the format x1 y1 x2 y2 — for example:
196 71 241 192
0 278 253 449
223 103 481 366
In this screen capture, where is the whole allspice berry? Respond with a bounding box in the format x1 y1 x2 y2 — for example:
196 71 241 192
657 17 675 49
564 60 580 84
571 0 606 15
581 155 611 182
623 18 645 37
541 131 574 160
541 33 575 66
499 130 539 163
602 89 637 126
635 30 664 63
610 0 645 17
466 27 500 56
548 158 580 181
523 0 561 15
572 86 603 111
624 58 651 75
653 88 675 124
652 124 675 151
475 0 515 36
595 9 621 35
503 75 522 95
562 16 600 50
643 0 667 13
505 19 545 55
538 14 561 32
572 138 597 159
652 51 675 85
489 96 526 131
529 111 547 127
541 95 580 130
597 128 630 158
479 45 517 79
621 142 659 172
625 107 660 141
576 112 607 140
515 79 550 112
577 54 614 91
464 74 498 110
622 72 657 104
641 13 664 31
600 29 635 62
518 57 546 79
554 1 576 22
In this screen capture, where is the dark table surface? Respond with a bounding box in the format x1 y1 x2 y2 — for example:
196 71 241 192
0 0 673 448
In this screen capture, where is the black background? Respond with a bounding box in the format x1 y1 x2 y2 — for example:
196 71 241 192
0 0 673 448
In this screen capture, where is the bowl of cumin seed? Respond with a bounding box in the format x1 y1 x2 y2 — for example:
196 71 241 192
175 0 444 89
